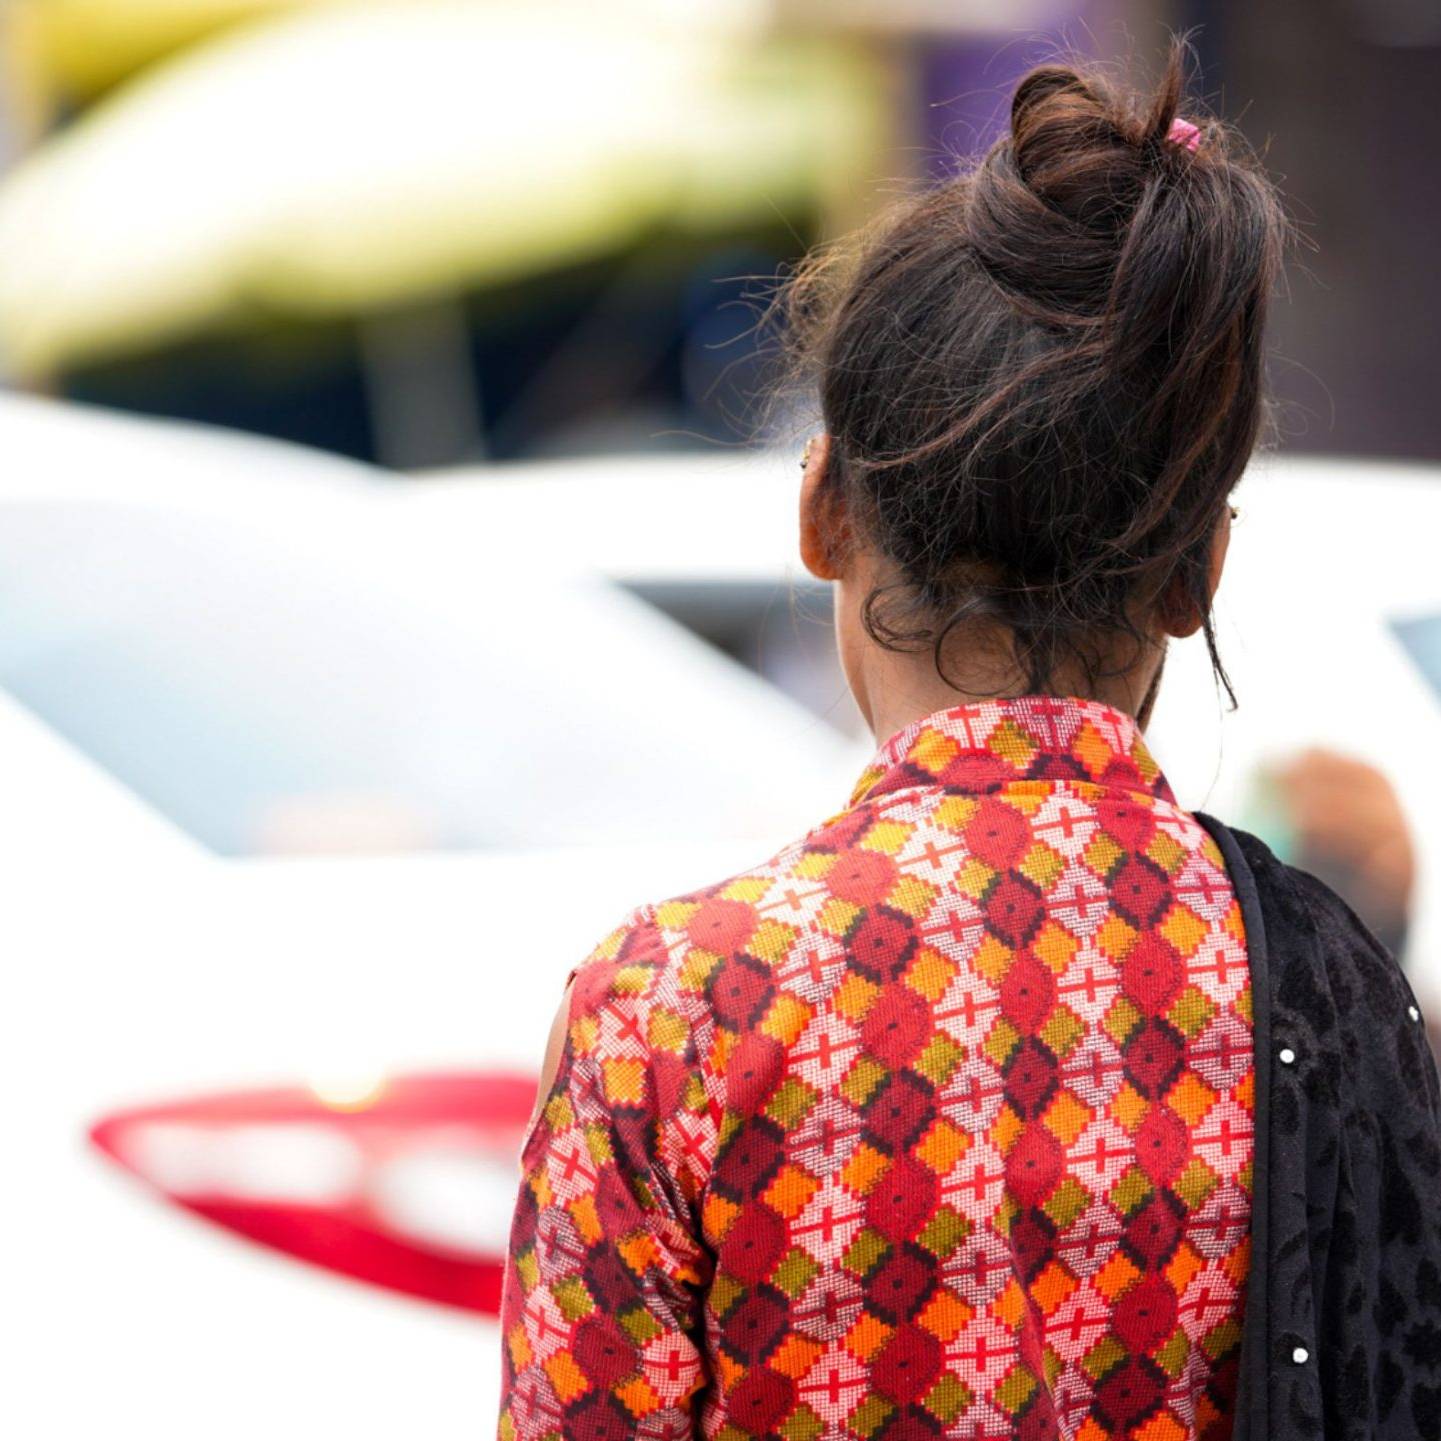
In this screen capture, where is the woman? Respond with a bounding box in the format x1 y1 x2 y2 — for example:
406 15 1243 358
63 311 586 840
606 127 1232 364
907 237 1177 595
497 51 1441 1441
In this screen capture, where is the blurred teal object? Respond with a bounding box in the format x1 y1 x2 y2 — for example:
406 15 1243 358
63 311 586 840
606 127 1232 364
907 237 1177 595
1394 614 1441 702
1236 766 1297 864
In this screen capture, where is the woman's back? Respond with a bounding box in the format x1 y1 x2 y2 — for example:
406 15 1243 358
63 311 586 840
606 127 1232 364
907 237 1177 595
499 696 1251 1439
494 42 1441 1441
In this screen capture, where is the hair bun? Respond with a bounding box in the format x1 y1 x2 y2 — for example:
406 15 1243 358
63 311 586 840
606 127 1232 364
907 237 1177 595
982 61 1193 258
966 49 1249 332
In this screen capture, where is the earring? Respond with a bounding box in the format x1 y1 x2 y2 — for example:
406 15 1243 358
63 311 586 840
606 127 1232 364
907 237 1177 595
801 436 815 471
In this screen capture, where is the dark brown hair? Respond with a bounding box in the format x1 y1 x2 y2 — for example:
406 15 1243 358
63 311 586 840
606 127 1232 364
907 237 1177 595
788 44 1287 700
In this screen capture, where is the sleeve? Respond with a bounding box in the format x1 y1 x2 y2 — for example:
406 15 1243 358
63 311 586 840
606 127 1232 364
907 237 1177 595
497 908 718 1441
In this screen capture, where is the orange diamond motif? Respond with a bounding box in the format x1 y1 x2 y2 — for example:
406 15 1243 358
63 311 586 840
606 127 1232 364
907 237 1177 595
917 1117 970 1175
910 729 961 776
1161 903 1209 957
844 1311 893 1363
1029 1260 1079 1316
918 1287 973 1341
1094 1250 1143 1303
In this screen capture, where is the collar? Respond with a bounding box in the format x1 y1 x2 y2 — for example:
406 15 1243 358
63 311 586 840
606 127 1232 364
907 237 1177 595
848 695 1176 809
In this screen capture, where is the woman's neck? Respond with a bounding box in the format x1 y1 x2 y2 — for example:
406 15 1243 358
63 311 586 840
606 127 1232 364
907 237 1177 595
850 643 1165 747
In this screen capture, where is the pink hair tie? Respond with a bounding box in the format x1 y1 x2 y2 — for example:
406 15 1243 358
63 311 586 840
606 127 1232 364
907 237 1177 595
1167 117 1202 152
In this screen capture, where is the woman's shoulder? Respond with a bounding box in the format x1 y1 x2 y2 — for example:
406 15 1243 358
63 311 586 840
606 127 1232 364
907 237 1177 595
564 836 813 1025
563 799 901 1047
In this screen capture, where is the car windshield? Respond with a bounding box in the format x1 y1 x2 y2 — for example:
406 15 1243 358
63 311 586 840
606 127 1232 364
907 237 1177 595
1395 614 1441 704
0 497 846 856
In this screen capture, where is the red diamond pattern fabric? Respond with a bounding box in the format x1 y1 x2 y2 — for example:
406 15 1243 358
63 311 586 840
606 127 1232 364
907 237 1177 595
499 697 1252 1441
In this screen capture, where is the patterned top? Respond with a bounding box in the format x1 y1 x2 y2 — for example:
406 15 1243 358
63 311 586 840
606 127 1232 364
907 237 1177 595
498 696 1253 1441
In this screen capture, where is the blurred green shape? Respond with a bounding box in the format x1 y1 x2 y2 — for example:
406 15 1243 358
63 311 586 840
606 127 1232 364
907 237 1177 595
0 1 884 377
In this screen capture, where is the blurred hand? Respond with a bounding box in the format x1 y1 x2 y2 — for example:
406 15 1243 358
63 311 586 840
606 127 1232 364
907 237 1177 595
1274 749 1416 953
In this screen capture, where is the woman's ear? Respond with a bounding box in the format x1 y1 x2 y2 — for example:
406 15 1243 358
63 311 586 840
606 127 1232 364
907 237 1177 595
1160 505 1232 639
1207 504 1233 605
799 433 846 582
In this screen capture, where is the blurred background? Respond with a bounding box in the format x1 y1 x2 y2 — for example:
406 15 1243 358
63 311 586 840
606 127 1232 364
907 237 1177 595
2 1 1439 1436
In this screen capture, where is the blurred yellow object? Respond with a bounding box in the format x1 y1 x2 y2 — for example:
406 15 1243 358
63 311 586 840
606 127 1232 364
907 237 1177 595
5 0 334 125
773 0 1065 32
0 0 883 378
4 0 775 118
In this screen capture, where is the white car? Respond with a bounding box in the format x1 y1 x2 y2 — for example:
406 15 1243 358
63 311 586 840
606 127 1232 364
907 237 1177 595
0 394 861 1440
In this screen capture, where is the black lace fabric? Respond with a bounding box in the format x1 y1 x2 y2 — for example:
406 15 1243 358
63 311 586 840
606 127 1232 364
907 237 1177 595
1200 817 1441 1440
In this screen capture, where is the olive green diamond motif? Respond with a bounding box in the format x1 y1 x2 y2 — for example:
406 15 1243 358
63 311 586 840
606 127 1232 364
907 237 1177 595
922 1373 973 1423
847 1395 893 1438
841 1056 888 1107
1155 1328 1190 1378
1172 1156 1219 1211
1082 1334 1126 1381
619 1304 664 1346
766 1077 819 1130
918 1204 972 1259
1042 1176 1090 1231
1166 984 1217 1039
993 1363 1039 1416
1040 1003 1085 1059
916 1033 965 1087
1201 1317 1244 1362
984 1017 1022 1068
552 1275 594 1322
773 1246 819 1299
710 1273 744 1317
1102 995 1143 1047
1108 1164 1153 1218
781 1403 824 1441
842 1227 889 1278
